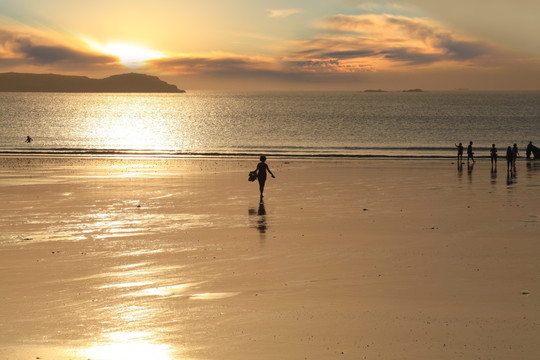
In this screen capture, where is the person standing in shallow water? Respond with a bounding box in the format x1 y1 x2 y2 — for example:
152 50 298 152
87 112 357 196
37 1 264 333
526 141 534 159
254 156 275 199
467 141 475 163
455 142 464 162
490 144 497 169
506 146 514 172
512 144 519 170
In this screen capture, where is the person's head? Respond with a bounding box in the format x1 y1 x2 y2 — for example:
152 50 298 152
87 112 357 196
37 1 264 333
260 155 266 162
492 144 495 147
459 142 462 146
513 143 517 147
470 141 473 145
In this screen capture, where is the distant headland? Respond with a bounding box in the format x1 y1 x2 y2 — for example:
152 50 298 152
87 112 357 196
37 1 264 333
0 72 185 93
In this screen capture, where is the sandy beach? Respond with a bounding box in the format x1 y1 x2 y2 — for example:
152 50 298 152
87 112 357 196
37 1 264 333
1 156 539 360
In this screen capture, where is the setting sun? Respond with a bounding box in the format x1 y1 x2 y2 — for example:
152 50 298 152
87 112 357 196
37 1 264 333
87 40 164 68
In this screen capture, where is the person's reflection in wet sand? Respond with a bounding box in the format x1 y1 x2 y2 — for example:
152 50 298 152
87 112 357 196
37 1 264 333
506 171 514 186
467 161 474 183
457 161 463 182
490 167 497 184
526 160 540 177
248 201 267 244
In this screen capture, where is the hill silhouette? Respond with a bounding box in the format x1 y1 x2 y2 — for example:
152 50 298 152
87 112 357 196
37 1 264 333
0 72 185 93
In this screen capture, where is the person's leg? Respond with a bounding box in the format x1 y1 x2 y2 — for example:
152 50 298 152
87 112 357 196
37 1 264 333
258 179 266 198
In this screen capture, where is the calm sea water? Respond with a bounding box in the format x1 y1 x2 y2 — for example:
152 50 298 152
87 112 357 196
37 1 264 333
1 91 539 158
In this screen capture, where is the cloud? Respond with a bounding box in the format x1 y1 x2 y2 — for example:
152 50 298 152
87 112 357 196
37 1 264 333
0 27 117 71
319 49 377 60
267 9 303 18
152 52 339 90
378 47 444 65
150 11 508 82
285 13 505 72
151 52 371 88
18 43 114 66
396 0 540 55
151 53 278 75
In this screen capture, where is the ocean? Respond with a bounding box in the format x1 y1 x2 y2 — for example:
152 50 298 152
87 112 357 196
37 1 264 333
1 91 539 158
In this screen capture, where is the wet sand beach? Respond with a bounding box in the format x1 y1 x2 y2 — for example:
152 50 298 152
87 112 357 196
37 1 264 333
1 156 539 360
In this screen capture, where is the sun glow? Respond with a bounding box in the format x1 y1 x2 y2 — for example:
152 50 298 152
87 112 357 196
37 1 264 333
88 40 164 68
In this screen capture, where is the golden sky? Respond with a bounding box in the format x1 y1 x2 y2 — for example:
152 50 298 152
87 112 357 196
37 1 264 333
1 0 540 90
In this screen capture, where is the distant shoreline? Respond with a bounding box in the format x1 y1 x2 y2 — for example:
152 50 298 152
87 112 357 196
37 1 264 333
0 72 185 93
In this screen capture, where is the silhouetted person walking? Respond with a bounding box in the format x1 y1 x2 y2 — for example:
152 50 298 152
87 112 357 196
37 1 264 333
254 156 275 199
25 135 33 143
490 144 497 169
506 146 513 172
455 142 463 162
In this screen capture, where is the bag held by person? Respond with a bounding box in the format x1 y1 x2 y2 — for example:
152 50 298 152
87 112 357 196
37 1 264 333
248 171 257 182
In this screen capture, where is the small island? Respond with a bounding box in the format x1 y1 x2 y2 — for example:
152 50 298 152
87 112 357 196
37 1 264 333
363 89 425 93
0 72 185 93
364 89 387 93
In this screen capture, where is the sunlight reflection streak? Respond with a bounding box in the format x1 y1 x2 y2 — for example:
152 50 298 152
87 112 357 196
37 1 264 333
83 331 175 360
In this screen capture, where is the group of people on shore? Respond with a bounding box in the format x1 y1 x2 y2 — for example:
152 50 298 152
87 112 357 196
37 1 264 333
455 141 537 172
455 141 475 164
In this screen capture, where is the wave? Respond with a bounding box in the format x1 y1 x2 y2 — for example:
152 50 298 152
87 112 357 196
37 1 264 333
0 145 472 159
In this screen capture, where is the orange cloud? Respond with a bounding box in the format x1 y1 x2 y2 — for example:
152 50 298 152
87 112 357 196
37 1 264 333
285 13 505 73
149 13 538 85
